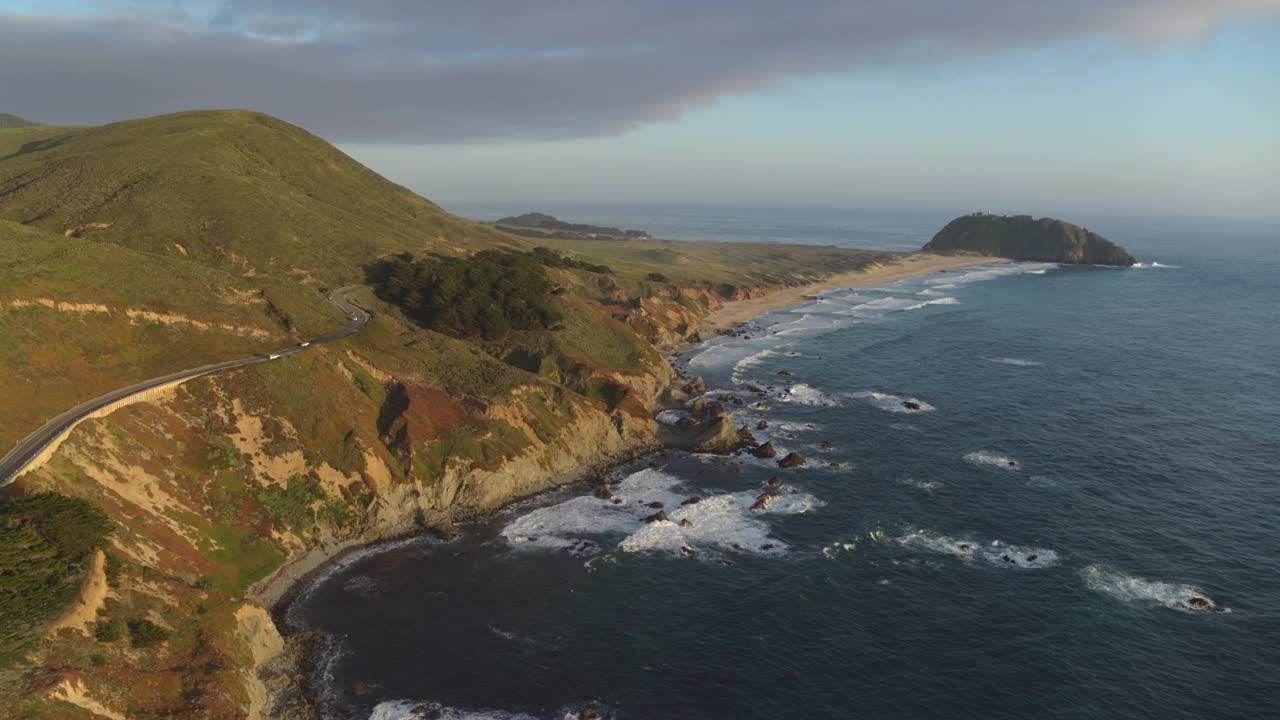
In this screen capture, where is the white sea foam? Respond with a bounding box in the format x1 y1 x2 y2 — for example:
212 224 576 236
986 357 1043 367
924 263 1058 287
964 450 1022 470
731 346 780 382
1081 564 1226 613
779 383 840 406
821 541 858 558
837 296 922 317
501 467 821 558
897 478 943 492
895 529 1058 569
341 575 381 598
370 700 542 720
904 297 959 310
1132 261 1180 269
846 390 936 414
655 410 686 426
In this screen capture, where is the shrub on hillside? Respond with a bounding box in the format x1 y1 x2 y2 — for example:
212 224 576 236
0 493 113 667
379 251 563 341
127 619 170 648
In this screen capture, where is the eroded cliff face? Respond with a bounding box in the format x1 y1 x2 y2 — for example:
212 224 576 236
4 301 678 720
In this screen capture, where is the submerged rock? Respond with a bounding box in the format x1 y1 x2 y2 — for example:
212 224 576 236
821 440 833 449
767 476 784 487
903 401 921 411
344 682 370 698
646 501 664 509
679 519 694 528
680 496 702 506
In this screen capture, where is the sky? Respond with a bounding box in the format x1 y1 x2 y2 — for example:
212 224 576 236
3 1 1278 220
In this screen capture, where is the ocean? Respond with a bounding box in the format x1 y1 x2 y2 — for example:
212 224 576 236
290 207 1279 720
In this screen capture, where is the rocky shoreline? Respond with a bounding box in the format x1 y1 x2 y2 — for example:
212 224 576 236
256 253 998 719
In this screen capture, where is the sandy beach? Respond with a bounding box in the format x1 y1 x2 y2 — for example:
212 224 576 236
691 252 1003 340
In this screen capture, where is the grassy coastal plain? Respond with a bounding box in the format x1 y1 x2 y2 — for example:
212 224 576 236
1 110 996 719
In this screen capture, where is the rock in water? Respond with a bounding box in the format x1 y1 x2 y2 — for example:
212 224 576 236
923 212 1136 266
767 476 784 487
645 511 669 523
690 396 708 416
903 401 921 411
751 492 777 511
680 496 702 505
821 440 834 449
753 442 778 459
646 501 664 509
778 452 806 468
757 419 769 430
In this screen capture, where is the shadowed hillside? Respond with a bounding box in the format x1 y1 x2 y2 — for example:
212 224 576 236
0 114 41 129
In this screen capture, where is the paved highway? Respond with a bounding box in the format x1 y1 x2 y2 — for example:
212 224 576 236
0 285 372 486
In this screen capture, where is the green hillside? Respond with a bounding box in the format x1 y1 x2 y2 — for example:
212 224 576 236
0 219 334 447
0 110 522 284
923 213 1135 266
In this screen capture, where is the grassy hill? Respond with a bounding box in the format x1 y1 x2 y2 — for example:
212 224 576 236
0 114 40 129
924 213 1135 266
0 110 522 284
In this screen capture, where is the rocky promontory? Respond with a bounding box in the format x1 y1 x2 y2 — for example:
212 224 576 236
923 213 1135 266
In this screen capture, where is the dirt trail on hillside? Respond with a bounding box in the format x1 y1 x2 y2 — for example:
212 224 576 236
49 549 108 635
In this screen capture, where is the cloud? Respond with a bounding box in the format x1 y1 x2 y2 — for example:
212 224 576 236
2 1 1275 142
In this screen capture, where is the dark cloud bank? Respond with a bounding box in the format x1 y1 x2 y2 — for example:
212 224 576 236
3 1 1275 142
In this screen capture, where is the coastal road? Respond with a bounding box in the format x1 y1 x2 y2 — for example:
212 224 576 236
0 285 373 486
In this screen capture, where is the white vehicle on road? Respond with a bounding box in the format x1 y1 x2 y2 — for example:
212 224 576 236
268 353 281 360
298 342 310 347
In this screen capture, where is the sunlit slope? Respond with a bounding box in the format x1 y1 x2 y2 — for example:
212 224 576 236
0 219 329 448
0 110 523 283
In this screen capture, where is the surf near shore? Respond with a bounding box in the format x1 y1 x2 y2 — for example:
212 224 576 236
687 252 1004 343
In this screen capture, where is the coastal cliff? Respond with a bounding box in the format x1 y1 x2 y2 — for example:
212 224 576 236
924 213 1136 266
0 109 895 720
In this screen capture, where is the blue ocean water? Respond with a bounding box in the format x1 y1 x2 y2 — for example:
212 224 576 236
293 209 1279 720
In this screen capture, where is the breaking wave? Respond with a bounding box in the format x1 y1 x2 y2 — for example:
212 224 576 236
779 383 840 406
501 468 822 559
894 529 1059 569
963 450 1022 470
847 390 936 414
986 357 1043 367
1081 564 1226 613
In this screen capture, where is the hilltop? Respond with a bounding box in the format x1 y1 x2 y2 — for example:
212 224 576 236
0 110 520 284
923 213 1135 266
0 114 41 129
495 211 651 240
